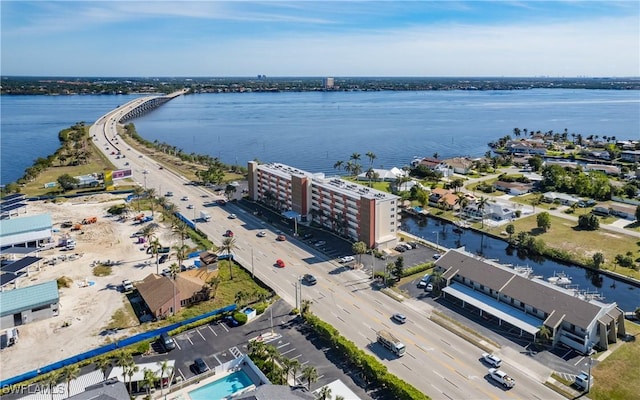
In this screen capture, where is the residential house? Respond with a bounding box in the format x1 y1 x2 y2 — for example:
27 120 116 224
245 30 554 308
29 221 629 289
136 272 210 318
413 157 452 178
435 248 626 354
356 167 407 182
621 150 640 163
442 157 473 175
585 164 621 176
505 140 547 155
592 206 610 216
462 202 515 222
543 192 580 206
493 181 533 196
544 160 578 170
608 203 637 220
428 188 459 210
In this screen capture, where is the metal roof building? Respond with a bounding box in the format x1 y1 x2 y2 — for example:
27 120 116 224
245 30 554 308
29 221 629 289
435 248 626 354
0 280 59 328
0 214 53 249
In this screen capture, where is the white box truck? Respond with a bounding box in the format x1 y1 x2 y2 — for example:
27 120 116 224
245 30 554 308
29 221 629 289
200 211 211 222
376 330 406 357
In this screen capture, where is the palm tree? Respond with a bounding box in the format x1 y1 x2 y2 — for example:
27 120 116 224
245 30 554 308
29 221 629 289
141 223 158 248
126 363 139 394
234 290 250 308
365 151 376 168
157 360 173 396
288 358 301 385
172 244 189 272
164 202 178 222
142 368 158 397
94 357 112 381
264 344 281 373
301 365 318 390
61 364 80 398
145 188 157 217
316 385 332 400
172 220 189 247
280 357 294 385
165 261 181 315
44 370 62 400
350 152 361 163
431 270 446 295
352 241 367 268
218 237 238 280
132 186 145 212
333 160 344 173
150 236 162 274
477 196 489 228
537 325 552 345
248 340 267 359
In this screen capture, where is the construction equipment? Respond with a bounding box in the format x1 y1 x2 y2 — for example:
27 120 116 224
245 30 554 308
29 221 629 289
82 216 97 224
71 224 82 231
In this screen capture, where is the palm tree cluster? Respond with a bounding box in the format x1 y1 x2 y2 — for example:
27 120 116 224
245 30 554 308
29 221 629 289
334 151 377 181
248 340 319 390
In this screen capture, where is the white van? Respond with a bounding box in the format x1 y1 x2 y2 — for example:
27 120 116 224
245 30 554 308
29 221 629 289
65 240 76 250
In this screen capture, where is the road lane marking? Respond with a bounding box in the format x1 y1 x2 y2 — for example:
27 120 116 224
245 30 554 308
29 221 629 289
442 351 454 359
455 370 468 379
440 338 451 346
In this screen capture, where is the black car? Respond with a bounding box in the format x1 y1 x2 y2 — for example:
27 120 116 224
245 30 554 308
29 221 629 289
303 233 314 239
159 254 169 264
193 358 209 374
224 315 240 327
302 274 317 285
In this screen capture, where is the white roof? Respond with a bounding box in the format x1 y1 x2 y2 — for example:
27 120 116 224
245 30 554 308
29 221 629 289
314 379 362 400
21 370 103 400
108 360 175 382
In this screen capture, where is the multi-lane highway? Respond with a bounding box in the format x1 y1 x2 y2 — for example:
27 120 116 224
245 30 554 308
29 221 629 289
89 97 564 399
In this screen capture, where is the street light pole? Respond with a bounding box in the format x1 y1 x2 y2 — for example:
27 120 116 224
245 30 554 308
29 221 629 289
587 355 592 393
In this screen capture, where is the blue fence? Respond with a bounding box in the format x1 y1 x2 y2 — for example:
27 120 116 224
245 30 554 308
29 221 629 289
0 304 236 388
175 212 196 230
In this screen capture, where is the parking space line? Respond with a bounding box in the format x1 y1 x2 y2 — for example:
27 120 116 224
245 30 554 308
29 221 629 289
187 335 194 345
301 361 309 366
220 323 229 333
291 354 303 360
208 325 217 336
178 368 186 380
277 342 290 349
281 348 295 356
174 341 182 350
574 356 585 366
197 330 206 341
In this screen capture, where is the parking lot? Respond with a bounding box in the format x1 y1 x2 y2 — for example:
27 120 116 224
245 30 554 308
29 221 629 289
138 300 372 398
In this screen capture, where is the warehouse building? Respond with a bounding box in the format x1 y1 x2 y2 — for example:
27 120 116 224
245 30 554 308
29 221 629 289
0 213 54 249
0 280 60 328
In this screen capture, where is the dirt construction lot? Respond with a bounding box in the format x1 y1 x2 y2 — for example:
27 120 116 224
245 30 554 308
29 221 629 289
1 194 178 381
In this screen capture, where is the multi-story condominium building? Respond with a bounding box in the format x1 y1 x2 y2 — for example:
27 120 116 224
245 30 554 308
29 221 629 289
247 161 400 248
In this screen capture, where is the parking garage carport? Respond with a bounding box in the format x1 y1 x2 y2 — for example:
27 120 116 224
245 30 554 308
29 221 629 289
442 283 541 337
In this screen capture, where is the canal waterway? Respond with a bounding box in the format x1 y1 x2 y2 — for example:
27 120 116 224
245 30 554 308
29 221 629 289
402 216 639 312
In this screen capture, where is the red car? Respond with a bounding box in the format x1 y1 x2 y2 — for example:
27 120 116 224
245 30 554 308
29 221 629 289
276 235 286 241
275 259 285 268
225 230 234 237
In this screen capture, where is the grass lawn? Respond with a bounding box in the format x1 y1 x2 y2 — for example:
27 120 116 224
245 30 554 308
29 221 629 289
590 321 640 400
497 214 640 280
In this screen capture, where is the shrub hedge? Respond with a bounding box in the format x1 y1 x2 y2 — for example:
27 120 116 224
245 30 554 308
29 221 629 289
302 312 429 400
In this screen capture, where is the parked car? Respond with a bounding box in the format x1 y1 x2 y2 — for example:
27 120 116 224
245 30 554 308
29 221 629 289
160 332 176 352
159 254 169 264
122 280 134 292
225 230 234 237
224 315 240 327
216 199 227 206
392 313 407 324
339 255 355 263
275 259 286 268
161 268 171 277
276 235 286 241
394 245 406 252
256 231 266 237
433 253 442 260
314 240 327 247
181 196 189 201
303 233 314 239
228 213 237 219
187 204 194 209
302 274 317 285
193 358 209 374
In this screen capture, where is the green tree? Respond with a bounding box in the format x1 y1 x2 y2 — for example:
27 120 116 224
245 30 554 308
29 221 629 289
218 237 237 279
61 364 80 398
149 236 162 274
636 205 640 221
44 371 62 400
537 325 552 344
352 241 367 267
505 224 515 242
126 363 140 394
57 174 79 192
528 155 543 172
171 220 189 247
142 367 158 397
94 357 112 381
477 196 489 228
635 307 640 321
536 212 551 231
316 385 332 400
225 184 237 201
132 186 145 212
157 359 173 396
592 252 605 269
300 299 312 316
578 214 600 230
172 244 189 273
301 365 319 390
431 270 445 295
392 256 404 281
234 290 250 308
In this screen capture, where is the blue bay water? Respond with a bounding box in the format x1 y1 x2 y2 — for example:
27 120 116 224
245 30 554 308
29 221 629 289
2 89 639 184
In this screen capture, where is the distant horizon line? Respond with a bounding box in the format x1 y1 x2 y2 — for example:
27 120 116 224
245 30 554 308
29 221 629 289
3 75 640 80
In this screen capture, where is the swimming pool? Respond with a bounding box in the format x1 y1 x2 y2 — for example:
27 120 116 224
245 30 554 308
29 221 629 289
188 370 254 400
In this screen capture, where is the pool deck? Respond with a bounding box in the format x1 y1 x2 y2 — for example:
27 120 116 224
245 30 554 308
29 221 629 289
165 365 262 400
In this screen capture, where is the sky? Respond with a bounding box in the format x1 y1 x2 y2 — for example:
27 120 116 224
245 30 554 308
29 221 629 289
1 1 639 77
